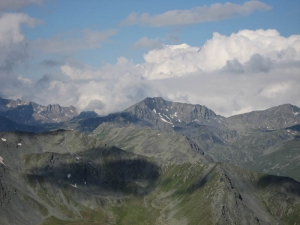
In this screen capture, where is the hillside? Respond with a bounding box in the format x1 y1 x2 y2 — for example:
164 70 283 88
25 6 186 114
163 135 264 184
1 130 300 224
90 123 213 164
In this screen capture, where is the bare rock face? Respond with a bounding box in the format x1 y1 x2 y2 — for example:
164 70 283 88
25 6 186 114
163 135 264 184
124 97 224 131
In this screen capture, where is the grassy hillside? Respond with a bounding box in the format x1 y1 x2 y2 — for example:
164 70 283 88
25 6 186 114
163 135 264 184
1 130 300 224
90 123 212 164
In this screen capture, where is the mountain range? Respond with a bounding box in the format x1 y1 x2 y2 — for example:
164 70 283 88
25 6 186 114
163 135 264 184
0 96 300 224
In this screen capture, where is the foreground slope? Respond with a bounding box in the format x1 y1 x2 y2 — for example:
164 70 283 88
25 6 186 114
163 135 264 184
0 130 159 224
1 130 300 224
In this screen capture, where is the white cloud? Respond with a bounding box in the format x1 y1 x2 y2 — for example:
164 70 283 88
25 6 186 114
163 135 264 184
60 63 97 80
0 13 41 45
151 69 300 117
139 29 300 80
18 76 33 85
122 1 271 27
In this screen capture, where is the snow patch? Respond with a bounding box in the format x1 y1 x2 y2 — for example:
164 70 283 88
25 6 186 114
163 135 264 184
166 108 168 111
67 173 71 179
71 183 77 188
160 118 173 125
165 115 171 120
65 113 72 118
0 156 5 165
76 156 81 160
17 143 22 146
153 109 157 114
292 109 299 115
1 138 6 142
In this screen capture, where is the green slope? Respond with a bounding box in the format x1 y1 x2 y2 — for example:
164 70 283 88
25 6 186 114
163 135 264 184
1 130 300 225
90 123 212 164
244 136 300 182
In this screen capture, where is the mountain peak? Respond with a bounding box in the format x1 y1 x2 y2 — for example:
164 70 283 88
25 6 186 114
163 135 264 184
123 97 223 131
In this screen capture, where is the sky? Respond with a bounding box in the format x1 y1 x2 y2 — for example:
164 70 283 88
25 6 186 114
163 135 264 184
0 0 299 117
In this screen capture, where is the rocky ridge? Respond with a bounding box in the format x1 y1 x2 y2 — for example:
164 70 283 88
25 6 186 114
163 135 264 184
0 97 78 125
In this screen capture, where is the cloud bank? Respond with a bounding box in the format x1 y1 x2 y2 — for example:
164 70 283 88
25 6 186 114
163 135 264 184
122 1 271 27
1 26 300 116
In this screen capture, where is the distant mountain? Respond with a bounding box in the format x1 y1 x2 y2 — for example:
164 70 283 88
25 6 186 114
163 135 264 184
71 110 98 120
226 103 300 132
0 116 39 132
0 97 78 126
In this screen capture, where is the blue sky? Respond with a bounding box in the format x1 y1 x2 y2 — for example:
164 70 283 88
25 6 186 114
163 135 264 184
22 0 300 67
0 0 300 116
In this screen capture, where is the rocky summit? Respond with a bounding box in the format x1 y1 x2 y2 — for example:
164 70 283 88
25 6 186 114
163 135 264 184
0 97 300 225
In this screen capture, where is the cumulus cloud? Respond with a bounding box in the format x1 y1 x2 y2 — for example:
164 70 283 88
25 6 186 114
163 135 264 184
131 37 163 50
34 29 118 53
0 0 42 11
151 69 300 116
121 1 271 27
139 29 300 80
